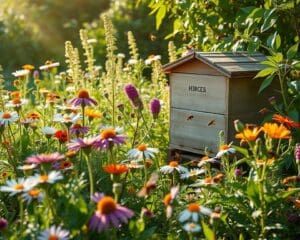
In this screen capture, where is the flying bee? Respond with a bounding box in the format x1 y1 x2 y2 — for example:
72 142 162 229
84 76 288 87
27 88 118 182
186 115 194 121
149 34 157 41
137 172 159 198
208 119 216 126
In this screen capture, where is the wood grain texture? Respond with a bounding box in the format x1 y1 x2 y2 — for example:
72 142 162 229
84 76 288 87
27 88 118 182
170 73 228 114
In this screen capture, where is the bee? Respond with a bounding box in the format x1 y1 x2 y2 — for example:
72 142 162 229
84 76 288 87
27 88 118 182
137 172 159 198
149 34 157 41
208 119 216 126
186 115 194 121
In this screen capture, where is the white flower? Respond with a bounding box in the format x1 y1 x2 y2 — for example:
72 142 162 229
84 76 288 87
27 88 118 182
153 55 161 61
145 58 153 65
39 62 60 70
178 203 212 223
127 144 159 160
87 38 97 44
128 59 138 65
12 69 30 77
180 168 205 179
53 113 81 124
41 126 57 136
0 111 19 124
117 53 125 58
22 188 45 203
33 171 63 184
17 164 37 171
0 178 37 196
123 160 144 169
216 144 236 158
197 157 220 167
5 98 29 108
37 225 69 240
164 186 179 219
160 161 188 174
183 222 201 233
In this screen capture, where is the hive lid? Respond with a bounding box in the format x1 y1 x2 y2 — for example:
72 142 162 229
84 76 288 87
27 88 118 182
162 51 266 78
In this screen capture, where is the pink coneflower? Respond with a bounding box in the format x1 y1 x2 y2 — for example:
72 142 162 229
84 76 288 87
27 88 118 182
149 98 161 119
69 89 98 107
67 137 97 153
94 127 127 150
70 123 89 137
26 152 65 165
88 192 134 233
124 84 143 109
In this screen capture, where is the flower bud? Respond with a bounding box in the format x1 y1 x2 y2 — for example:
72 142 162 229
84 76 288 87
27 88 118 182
0 218 8 231
113 182 123 196
150 98 161 119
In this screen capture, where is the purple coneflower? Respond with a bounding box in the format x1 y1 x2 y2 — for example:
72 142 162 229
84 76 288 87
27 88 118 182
88 192 134 233
69 89 98 107
94 127 127 150
70 123 89 137
149 98 161 119
124 84 143 109
26 152 65 165
67 136 97 153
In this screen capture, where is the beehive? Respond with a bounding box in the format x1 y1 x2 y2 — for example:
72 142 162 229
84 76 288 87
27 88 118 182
163 51 270 156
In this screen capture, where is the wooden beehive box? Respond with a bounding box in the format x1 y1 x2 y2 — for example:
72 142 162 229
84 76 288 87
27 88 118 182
163 51 269 156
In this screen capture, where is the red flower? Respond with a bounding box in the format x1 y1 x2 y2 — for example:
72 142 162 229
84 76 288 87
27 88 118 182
54 130 68 142
272 114 300 129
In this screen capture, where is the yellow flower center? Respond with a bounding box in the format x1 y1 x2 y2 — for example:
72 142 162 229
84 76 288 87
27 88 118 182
97 196 117 214
204 177 213 183
101 128 116 139
137 144 147 152
14 183 24 190
2 112 12 119
12 98 21 105
48 235 59 240
188 203 200 212
163 193 172 206
39 175 49 182
169 161 179 167
77 89 90 98
28 189 40 197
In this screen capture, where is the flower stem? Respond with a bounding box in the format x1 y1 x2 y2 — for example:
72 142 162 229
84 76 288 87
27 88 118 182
18 196 24 238
85 154 94 198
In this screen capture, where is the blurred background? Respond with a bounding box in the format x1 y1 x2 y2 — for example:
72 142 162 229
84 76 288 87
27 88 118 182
0 0 175 80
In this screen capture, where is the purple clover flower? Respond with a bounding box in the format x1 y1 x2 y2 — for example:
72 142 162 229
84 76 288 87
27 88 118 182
295 143 300 164
124 84 143 109
150 98 161 119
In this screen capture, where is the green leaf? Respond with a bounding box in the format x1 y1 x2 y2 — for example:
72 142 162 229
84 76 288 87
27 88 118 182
287 43 298 60
173 19 182 34
261 9 277 32
247 180 260 208
267 31 277 49
232 145 249 157
274 52 283 62
258 75 275 94
156 5 166 30
255 67 276 78
275 34 281 49
294 62 300 70
202 221 215 240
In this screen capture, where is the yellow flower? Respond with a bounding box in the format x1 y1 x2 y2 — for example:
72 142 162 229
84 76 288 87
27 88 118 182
262 123 291 139
235 127 261 141
85 109 102 119
22 64 35 71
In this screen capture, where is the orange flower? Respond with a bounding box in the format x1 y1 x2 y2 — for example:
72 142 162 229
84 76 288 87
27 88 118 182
272 114 300 129
27 111 40 120
85 109 102 119
22 64 35 71
103 164 128 175
262 123 291 139
235 127 261 141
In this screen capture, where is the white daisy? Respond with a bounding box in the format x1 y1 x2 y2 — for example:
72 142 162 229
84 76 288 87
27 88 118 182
0 178 37 196
33 171 63 184
197 157 220 167
5 98 29 108
127 143 159 160
41 126 57 137
22 188 45 203
123 160 144 169
160 161 188 174
17 164 37 171
180 168 205 179
12 69 30 77
164 186 179 219
53 112 82 124
0 111 19 124
216 144 236 158
178 202 212 223
183 222 202 233
39 62 60 70
37 225 69 240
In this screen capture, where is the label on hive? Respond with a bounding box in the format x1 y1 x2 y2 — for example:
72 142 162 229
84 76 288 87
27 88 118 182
171 73 227 114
